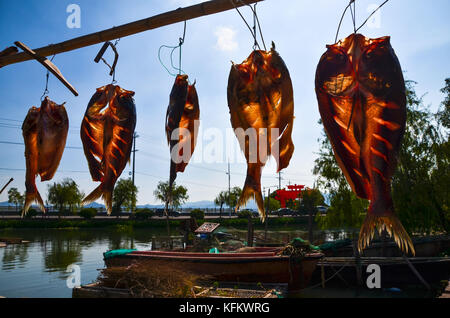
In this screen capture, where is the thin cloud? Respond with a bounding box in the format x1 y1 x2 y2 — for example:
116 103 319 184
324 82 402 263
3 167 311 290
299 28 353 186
214 26 238 52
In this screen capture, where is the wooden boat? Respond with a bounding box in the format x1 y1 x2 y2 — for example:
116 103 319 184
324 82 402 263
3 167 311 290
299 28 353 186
104 247 323 290
310 257 450 288
72 282 284 298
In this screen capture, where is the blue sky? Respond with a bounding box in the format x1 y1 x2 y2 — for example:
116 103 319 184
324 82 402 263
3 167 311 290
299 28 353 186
0 0 449 206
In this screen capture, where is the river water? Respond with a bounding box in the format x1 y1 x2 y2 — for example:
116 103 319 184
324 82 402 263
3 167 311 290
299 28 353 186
0 227 439 298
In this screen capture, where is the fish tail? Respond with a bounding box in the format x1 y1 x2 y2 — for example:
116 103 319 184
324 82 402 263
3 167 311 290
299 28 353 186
22 188 45 217
358 214 415 256
236 165 265 221
103 191 113 216
82 184 114 215
169 160 177 189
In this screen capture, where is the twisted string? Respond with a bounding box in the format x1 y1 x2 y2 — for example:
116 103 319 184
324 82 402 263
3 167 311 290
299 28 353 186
231 0 266 51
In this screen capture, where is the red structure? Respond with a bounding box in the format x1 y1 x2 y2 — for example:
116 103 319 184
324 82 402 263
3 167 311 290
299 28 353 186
274 184 305 208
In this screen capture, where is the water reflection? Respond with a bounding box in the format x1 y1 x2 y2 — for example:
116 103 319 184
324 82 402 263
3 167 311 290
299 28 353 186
2 243 29 271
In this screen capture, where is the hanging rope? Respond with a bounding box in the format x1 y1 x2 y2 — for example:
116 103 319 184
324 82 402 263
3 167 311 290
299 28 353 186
335 0 390 43
349 0 356 34
355 0 389 33
334 0 355 43
158 21 187 77
40 54 56 101
231 0 266 51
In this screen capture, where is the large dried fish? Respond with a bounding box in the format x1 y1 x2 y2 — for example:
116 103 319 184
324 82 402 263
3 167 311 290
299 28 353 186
81 84 136 214
22 97 68 216
315 33 413 254
227 42 294 220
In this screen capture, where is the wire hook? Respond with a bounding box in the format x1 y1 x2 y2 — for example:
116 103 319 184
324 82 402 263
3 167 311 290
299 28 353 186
94 40 119 84
158 20 187 77
40 54 56 101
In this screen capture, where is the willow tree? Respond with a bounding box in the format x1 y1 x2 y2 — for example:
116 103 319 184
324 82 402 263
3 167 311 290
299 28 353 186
154 180 189 235
112 178 138 215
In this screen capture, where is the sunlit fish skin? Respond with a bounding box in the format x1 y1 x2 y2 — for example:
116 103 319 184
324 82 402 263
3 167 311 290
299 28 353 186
227 42 294 221
315 33 413 254
81 84 136 214
22 97 69 216
165 74 200 188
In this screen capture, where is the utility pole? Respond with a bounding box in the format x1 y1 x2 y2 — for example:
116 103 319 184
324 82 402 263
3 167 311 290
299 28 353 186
278 172 282 190
226 161 231 218
131 132 139 213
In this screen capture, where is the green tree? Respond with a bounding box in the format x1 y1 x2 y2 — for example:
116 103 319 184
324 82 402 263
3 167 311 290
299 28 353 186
298 188 325 243
154 180 189 235
154 180 189 210
214 191 227 218
298 188 325 215
112 178 138 215
225 186 242 213
8 187 24 212
392 80 449 234
47 178 84 216
263 196 280 213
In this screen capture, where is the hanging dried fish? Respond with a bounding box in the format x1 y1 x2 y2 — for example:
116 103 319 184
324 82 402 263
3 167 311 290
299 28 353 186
165 74 200 188
22 97 68 216
227 42 294 220
315 33 414 254
81 84 136 214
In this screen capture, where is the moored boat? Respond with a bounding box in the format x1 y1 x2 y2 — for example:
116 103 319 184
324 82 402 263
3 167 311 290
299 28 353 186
104 247 323 290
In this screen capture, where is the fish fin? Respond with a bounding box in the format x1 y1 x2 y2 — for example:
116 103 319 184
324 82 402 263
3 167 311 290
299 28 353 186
82 184 113 215
358 214 415 256
82 184 103 208
22 188 45 217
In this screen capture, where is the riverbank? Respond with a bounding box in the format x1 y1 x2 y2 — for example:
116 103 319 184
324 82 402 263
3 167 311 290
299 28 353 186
0 216 310 230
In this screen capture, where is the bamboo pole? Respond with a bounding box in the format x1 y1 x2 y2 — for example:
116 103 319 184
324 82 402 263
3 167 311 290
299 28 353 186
0 0 263 68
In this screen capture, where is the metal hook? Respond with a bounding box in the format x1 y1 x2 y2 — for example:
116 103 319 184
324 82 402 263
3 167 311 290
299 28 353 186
94 41 119 82
40 54 56 101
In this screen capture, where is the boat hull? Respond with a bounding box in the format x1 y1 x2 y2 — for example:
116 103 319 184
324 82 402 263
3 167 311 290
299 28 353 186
104 248 323 290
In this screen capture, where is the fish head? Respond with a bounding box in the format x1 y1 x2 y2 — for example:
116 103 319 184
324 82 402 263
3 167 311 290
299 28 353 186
40 97 68 126
85 84 116 118
22 106 40 132
168 74 189 106
110 85 136 121
233 48 283 90
317 33 404 100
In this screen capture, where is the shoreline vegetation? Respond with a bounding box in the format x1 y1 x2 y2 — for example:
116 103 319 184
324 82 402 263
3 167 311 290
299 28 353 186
0 216 311 230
